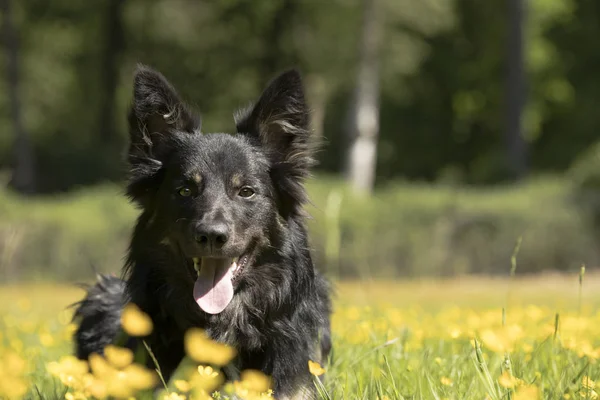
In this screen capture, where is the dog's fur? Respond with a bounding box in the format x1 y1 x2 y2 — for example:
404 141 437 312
72 65 332 399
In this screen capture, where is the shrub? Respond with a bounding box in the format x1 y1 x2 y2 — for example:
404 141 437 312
0 177 597 282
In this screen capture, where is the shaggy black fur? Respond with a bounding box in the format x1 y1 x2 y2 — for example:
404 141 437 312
72 65 332 399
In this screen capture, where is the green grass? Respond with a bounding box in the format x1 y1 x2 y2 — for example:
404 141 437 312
2 272 600 399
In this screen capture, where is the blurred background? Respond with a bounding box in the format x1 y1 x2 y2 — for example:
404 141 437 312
2 0 600 283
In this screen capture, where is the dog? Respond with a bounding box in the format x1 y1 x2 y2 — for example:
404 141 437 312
72 64 332 399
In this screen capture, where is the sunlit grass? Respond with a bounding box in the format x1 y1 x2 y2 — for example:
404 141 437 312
3 272 600 399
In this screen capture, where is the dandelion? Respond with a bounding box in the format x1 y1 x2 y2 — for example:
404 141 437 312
498 371 520 389
238 369 273 393
189 364 224 392
121 303 153 336
184 328 236 366
161 392 187 400
104 344 134 369
581 376 599 399
121 363 158 390
0 350 28 399
86 349 157 398
231 369 274 400
39 332 55 346
46 355 89 380
514 385 540 400
308 360 326 376
449 327 462 339
189 389 213 400
583 376 596 390
440 376 453 386
174 379 191 393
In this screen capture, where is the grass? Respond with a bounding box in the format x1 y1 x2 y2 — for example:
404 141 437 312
3 272 600 399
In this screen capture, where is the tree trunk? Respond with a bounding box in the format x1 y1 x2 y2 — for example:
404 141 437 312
506 0 528 180
260 0 296 83
345 0 381 196
98 0 125 144
2 0 35 194
306 74 328 141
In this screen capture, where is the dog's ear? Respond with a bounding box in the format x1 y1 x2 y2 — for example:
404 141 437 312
235 69 316 216
125 65 200 207
127 64 200 163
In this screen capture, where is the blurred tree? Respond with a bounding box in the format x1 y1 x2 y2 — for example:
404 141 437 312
97 0 126 146
291 0 361 155
345 0 382 196
0 0 597 194
506 0 528 180
2 0 35 194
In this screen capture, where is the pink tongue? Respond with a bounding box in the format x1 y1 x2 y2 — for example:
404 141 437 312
193 258 234 314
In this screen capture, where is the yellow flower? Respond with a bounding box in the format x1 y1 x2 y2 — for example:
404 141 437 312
239 369 273 393
308 360 326 376
514 385 540 400
86 351 156 398
184 328 237 366
190 388 213 400
46 355 89 381
17 298 31 312
39 332 55 347
231 370 274 400
580 390 599 399
121 303 153 337
104 345 134 369
440 376 453 386
88 378 108 399
479 325 524 354
197 365 219 378
174 379 191 393
121 363 158 390
189 364 223 392
583 376 596 390
162 392 187 400
498 371 520 389
88 353 115 379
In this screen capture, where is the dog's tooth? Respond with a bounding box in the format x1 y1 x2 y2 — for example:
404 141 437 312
232 257 238 263
192 257 200 272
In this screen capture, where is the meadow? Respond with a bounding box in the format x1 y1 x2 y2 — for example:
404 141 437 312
2 179 600 399
2 271 600 399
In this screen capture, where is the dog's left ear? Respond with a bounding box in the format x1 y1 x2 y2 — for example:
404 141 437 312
235 69 315 205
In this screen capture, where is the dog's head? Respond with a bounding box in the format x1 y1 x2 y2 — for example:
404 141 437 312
125 65 315 315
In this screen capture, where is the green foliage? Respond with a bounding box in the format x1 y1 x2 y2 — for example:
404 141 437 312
5 0 599 192
0 178 597 282
307 176 598 278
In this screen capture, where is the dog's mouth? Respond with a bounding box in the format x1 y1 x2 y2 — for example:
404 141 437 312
192 255 248 315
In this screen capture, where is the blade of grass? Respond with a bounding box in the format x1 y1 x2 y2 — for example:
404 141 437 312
142 340 169 391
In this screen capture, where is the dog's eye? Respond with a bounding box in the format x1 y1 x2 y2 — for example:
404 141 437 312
238 187 255 198
178 187 192 197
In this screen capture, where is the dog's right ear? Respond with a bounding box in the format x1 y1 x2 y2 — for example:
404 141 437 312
127 64 200 163
125 65 200 207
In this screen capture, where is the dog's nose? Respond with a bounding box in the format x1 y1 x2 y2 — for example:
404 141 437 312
194 222 229 249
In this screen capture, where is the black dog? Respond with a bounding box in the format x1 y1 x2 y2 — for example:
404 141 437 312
72 65 332 399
